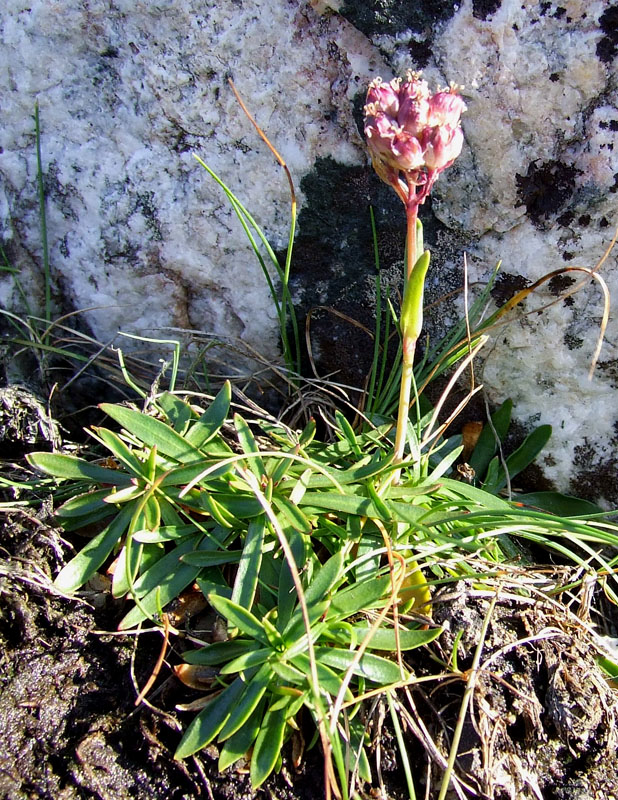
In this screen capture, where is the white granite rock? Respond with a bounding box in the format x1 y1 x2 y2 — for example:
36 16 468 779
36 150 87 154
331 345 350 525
0 0 378 359
2 0 618 501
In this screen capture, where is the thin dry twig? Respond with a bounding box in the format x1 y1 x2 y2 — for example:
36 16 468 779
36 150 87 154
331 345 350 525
134 613 171 706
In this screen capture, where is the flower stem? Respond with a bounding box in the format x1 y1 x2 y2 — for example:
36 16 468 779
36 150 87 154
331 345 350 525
392 202 420 480
405 201 418 280
393 339 416 468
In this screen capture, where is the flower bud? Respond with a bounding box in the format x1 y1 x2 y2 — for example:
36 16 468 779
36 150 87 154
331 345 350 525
422 125 464 171
365 77 401 118
427 90 467 128
390 131 425 171
397 95 430 137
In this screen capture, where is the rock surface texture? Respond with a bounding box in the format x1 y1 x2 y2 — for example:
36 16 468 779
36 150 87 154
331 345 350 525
2 0 617 502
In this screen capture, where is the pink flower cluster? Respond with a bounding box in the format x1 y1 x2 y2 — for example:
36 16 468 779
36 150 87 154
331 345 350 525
364 72 466 207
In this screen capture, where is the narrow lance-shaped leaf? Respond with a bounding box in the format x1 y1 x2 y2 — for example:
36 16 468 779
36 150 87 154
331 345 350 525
55 488 112 519
99 404 204 463
157 392 193 433
250 705 287 789
468 398 512 477
218 663 271 741
54 502 134 593
185 381 231 448
27 451 131 487
175 676 247 759
118 536 207 629
91 427 147 478
313 646 407 683
208 594 270 645
218 697 266 772
231 515 265 611
234 414 266 478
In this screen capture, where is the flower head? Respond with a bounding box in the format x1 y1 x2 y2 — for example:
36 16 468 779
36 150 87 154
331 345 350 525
364 72 466 207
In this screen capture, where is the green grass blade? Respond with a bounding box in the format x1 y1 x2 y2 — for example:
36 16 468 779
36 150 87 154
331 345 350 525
34 102 51 331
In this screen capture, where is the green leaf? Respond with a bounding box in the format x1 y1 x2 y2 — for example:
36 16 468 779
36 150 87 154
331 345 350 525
305 456 392 489
103 484 145 504
185 381 231 449
514 491 604 516
401 250 430 341
468 398 513 477
272 495 312 533
219 647 272 675
436 478 511 510
218 663 271 740
335 410 362 458
157 392 193 433
231 516 265 611
92 427 147 478
158 461 229 487
345 715 372 783
481 457 500 493
428 444 463 481
303 550 344 608
366 480 392 522
282 601 330 648
112 540 142 598
350 625 442 651
327 575 391 619
486 425 552 494
218 697 266 771
299 490 427 526
277 528 306 632
27 452 131 486
250 705 287 789
175 676 247 759
133 524 199 543
184 639 260 666
55 488 111 518
196 574 232 603
208 595 269 645
503 424 552 483
181 550 242 567
234 414 266 478
354 532 382 582
289 653 354 701
299 491 383 519
117 538 207 629
189 491 263 519
313 647 406 683
54 503 134 592
202 493 242 529
99 404 204 463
